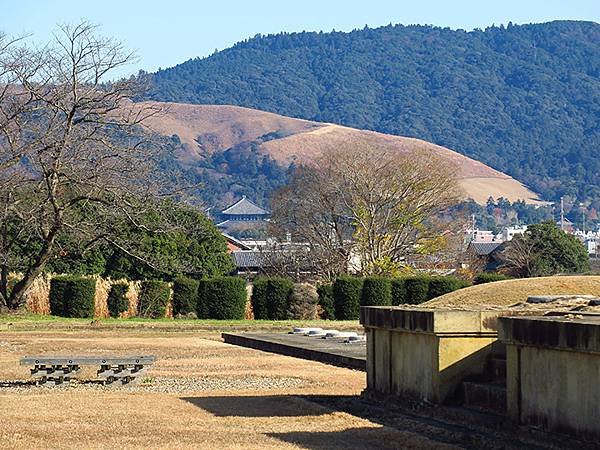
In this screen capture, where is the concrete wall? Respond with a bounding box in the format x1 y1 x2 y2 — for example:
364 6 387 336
362 307 500 404
501 315 600 439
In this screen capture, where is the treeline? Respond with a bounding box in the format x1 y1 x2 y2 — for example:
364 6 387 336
147 21 600 203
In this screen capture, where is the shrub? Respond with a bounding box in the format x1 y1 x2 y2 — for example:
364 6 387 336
288 283 319 320
361 277 392 306
333 276 363 320
317 284 335 319
138 280 171 318
427 277 471 299
49 276 96 318
404 276 431 304
172 277 199 316
201 276 247 320
474 273 512 284
391 278 407 305
250 277 269 320
265 277 294 320
107 282 129 318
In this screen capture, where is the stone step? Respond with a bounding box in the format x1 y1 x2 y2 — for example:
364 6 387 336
488 357 507 383
463 381 507 414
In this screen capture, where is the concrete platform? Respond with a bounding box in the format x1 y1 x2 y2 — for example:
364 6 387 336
222 333 366 371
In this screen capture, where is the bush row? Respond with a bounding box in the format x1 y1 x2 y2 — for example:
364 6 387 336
317 275 472 320
49 276 248 320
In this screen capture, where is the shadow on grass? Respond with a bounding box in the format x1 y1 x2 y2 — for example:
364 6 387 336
181 395 329 417
268 427 409 450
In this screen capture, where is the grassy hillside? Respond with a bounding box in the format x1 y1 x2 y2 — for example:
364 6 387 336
422 275 600 309
146 21 600 205
142 101 541 206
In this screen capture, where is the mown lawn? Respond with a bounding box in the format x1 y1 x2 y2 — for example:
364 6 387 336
0 313 359 333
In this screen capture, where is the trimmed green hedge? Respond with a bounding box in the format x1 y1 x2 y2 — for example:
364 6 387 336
250 277 269 320
391 278 407 305
404 276 431 304
172 277 199 316
138 280 171 318
333 276 363 320
474 273 512 284
250 277 293 320
266 277 294 320
361 277 392 306
200 276 247 319
49 276 96 318
107 282 129 318
428 277 471 299
317 284 335 319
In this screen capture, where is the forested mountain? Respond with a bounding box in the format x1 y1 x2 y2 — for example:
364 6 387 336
146 20 600 204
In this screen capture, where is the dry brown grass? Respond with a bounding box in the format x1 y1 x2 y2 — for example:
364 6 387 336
0 329 453 449
423 275 600 310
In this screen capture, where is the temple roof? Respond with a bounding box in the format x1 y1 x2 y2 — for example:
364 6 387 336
221 196 270 216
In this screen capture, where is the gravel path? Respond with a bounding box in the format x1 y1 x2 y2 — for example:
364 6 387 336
0 374 310 394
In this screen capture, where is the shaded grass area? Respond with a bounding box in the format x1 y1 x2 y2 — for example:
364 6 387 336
0 313 358 333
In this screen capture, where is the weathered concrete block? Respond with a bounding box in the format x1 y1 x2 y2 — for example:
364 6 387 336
500 314 600 439
362 306 503 404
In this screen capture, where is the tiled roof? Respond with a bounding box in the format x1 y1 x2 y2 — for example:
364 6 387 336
221 196 269 216
232 251 272 268
221 232 252 251
469 241 502 256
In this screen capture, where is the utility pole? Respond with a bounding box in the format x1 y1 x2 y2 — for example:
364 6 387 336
560 197 565 231
471 214 476 241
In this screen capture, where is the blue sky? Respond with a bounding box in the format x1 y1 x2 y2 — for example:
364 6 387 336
4 0 599 77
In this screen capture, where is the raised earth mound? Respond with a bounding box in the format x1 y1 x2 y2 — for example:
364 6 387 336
140 101 542 205
422 276 600 310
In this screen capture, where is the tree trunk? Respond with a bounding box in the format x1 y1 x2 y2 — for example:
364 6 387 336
7 227 59 309
0 263 8 308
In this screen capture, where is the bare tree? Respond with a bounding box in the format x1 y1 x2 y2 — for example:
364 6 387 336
270 165 356 281
270 144 461 278
0 22 162 308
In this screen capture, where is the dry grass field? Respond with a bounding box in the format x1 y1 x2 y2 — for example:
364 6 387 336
0 319 593 449
423 275 600 310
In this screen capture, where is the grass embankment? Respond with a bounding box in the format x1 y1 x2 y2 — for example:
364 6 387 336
0 313 359 333
423 275 600 310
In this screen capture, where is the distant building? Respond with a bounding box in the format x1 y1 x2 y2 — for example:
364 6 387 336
221 232 252 253
215 196 270 237
216 196 270 226
501 225 528 242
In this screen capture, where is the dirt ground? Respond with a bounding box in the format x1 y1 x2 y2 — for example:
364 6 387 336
0 327 594 449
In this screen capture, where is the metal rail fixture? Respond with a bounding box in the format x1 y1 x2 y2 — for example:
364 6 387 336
20 356 157 386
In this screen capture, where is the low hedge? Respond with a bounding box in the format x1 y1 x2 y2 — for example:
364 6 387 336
265 277 294 320
49 276 96 318
250 277 269 320
317 284 335 320
107 282 129 318
474 273 512 284
333 276 363 320
391 278 407 305
200 276 247 320
428 276 471 299
404 276 431 304
249 277 293 320
138 280 171 318
361 277 392 306
172 277 199 316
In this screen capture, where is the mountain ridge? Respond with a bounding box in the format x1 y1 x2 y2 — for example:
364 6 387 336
146 20 600 204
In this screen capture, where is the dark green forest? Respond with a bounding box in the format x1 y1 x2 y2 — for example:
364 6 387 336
145 20 600 204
